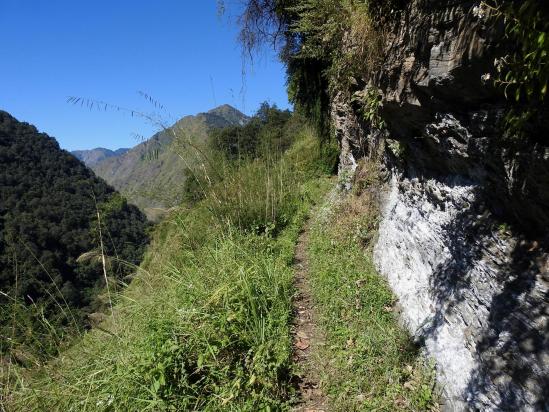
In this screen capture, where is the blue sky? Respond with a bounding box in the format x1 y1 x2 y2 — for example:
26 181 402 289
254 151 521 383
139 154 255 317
0 1 289 151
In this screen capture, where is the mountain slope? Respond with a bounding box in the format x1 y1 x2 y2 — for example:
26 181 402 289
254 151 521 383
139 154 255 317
89 104 249 217
4 110 435 410
0 110 149 357
72 147 129 167
3 112 335 410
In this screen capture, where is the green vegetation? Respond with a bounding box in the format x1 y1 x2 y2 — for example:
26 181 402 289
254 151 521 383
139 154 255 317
485 0 549 102
482 1 549 139
235 0 399 137
306 179 438 411
2 103 438 410
181 104 338 219
283 0 382 137
0 111 149 361
352 86 385 129
211 102 292 161
3 108 335 410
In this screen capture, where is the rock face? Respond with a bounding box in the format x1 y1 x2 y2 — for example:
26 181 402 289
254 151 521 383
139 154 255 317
332 1 549 410
374 174 548 411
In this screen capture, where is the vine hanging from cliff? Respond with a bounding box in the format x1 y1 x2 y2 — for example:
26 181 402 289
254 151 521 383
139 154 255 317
481 0 549 139
483 0 549 102
233 0 402 136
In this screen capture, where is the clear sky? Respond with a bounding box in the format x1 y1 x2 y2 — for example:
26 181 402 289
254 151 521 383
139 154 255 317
0 0 289 151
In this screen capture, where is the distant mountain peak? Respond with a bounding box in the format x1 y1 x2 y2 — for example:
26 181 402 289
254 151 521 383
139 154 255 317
81 104 250 217
207 104 240 115
204 104 249 126
72 147 129 167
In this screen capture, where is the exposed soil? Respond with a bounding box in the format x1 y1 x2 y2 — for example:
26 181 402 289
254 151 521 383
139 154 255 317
292 225 327 412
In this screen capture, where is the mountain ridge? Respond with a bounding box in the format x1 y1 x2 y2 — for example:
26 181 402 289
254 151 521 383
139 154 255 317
72 147 129 167
79 104 249 219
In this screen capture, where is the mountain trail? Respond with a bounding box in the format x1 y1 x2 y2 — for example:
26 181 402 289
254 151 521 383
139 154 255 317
292 222 327 412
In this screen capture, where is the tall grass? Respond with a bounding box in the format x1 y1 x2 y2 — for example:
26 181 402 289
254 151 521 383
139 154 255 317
3 125 333 411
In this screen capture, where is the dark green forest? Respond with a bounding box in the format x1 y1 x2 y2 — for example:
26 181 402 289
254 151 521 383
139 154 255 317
0 111 149 359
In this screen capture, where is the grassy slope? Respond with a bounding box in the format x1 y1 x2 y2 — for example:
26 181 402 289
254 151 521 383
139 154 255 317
5 129 437 411
5 129 331 411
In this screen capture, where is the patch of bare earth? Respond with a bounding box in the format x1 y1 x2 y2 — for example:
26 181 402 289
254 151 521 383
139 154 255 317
292 225 327 412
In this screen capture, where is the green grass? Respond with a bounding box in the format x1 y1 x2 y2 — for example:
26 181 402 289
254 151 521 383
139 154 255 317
306 190 438 411
3 129 333 411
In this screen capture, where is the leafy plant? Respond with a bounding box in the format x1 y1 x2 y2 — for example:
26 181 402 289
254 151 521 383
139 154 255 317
482 0 549 139
484 1 549 102
353 86 385 129
236 0 388 137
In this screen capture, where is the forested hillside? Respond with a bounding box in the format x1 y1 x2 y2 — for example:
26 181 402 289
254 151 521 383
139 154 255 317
86 104 249 218
0 111 149 358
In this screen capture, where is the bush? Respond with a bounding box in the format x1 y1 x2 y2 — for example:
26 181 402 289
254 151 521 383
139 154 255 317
237 0 390 134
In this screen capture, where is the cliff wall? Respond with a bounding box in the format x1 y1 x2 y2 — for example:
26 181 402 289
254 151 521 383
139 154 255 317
332 1 549 410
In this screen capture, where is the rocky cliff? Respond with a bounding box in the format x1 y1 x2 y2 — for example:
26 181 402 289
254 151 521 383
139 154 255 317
332 1 548 410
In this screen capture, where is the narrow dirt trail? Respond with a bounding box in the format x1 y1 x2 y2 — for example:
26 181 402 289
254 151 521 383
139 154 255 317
292 224 327 412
